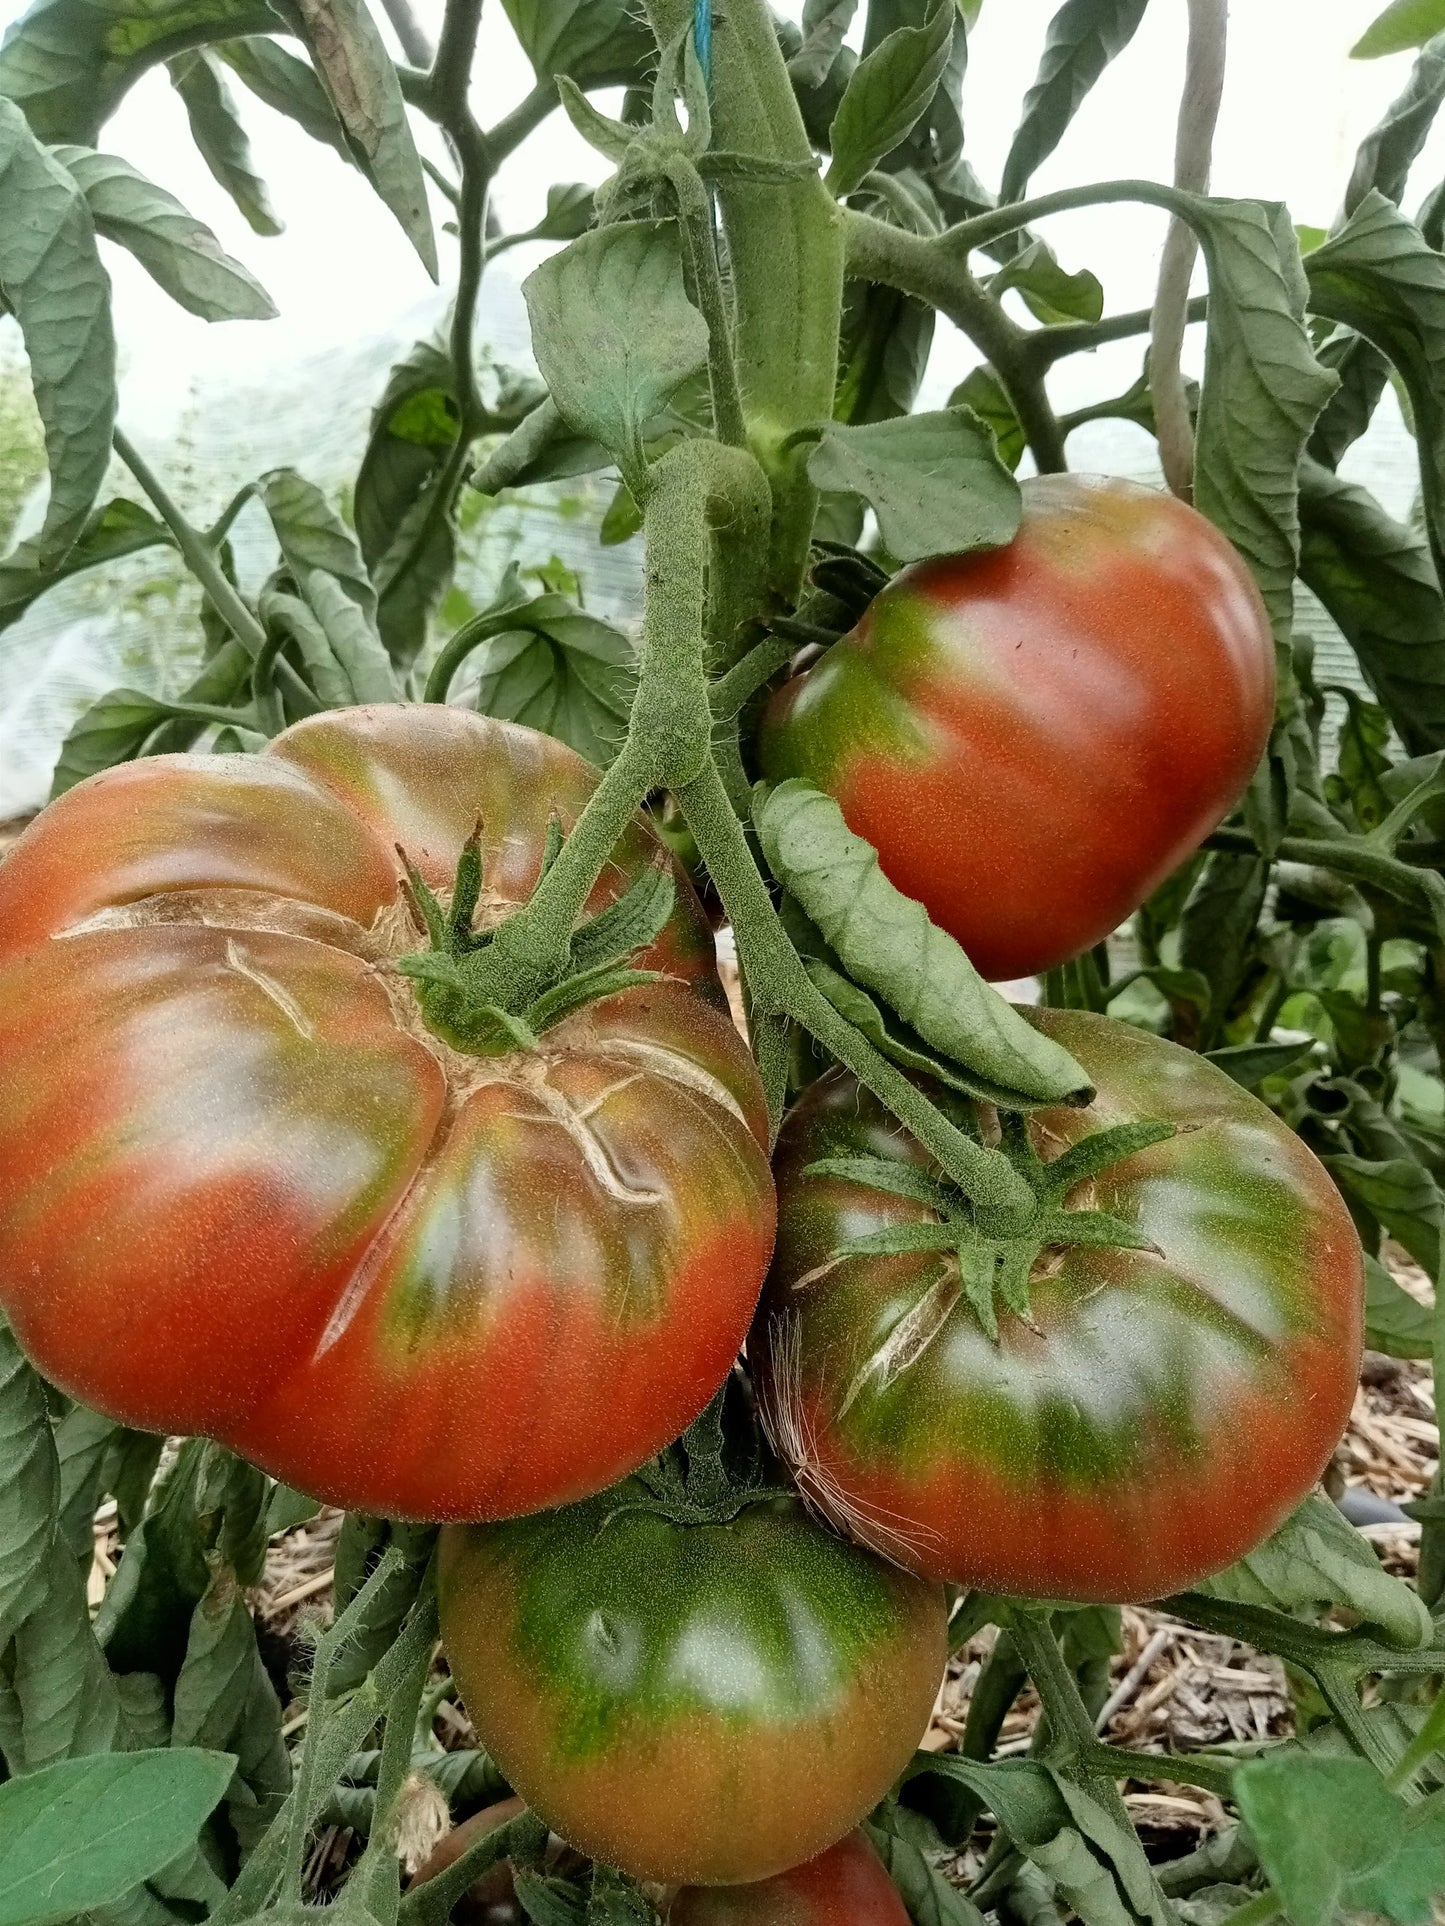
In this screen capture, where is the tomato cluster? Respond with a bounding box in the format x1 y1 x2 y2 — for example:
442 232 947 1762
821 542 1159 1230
0 481 1364 1909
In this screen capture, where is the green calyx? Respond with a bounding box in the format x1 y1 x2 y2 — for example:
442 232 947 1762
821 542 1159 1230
394 821 676 1055
808 1113 1176 1342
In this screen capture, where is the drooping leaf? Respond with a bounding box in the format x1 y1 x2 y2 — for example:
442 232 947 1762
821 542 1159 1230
1326 1149 1444 1280
1234 1754 1445 1926
0 0 275 144
523 221 708 471
1309 331 1394 471
755 779 1092 1106
1345 31 1445 214
0 1534 121 1773
1364 1251 1435 1357
0 496 171 638
825 0 953 198
257 466 376 617
1188 1492 1432 1650
0 1326 59 1649
1178 191 1338 642
1296 458 1445 752
989 237 1103 324
168 48 281 235
217 36 350 156
0 95 116 567
1354 0 1445 60
867 1807 988 1926
804 405 1021 561
0 1749 236 1926
53 1402 122 1564
50 687 237 796
448 584 635 766
273 0 437 277
1306 191 1445 610
328 1515 436 1695
998 0 1149 207
52 144 276 320
354 339 458 665
789 0 860 90
171 1568 289 1855
501 0 655 86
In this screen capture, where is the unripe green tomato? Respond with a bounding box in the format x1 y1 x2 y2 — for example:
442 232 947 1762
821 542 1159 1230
761 476 1275 981
438 1487 948 1885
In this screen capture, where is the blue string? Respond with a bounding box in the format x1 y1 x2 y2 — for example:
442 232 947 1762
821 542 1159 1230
693 0 712 85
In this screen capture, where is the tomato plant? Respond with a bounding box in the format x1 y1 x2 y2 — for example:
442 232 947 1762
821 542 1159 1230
0 703 775 1521
753 1009 1363 1601
437 1480 948 1884
5 0 1445 1913
760 477 1276 981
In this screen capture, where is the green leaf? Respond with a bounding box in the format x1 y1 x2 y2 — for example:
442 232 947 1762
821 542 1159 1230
0 1533 121 1773
1234 1754 1445 1926
998 0 1149 206
1179 192 1338 643
52 144 276 320
755 779 1092 1106
171 1568 289 1855
1365 1252 1435 1357
1177 851 1268 1048
49 687 233 797
522 221 708 472
989 237 1103 324
354 339 458 665
1192 1492 1432 1650
1204 1040 1312 1088
1298 458 1445 752
466 593 635 767
274 0 437 278
521 178 597 244
217 36 350 157
0 496 172 638
586 1865 660 1926
265 1481 322 1534
1305 191 1445 619
1345 31 1445 213
0 1326 59 1649
866 1808 987 1926
1354 0 1445 59
258 466 376 617
168 48 280 235
825 0 954 198
1326 1149 1444 1279
501 0 654 86
948 365 1025 468
0 95 116 568
803 405 1021 561
53 1402 121 1564
0 0 275 144
0 1748 235 1926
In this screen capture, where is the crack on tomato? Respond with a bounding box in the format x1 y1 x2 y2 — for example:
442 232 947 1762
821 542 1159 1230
515 1071 668 1209
222 937 317 1042
837 1270 961 1418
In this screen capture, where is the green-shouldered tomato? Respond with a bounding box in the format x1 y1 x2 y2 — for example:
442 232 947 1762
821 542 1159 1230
760 477 1275 981
751 1009 1362 1602
0 705 775 1522
438 1487 947 1885
668 1831 910 1926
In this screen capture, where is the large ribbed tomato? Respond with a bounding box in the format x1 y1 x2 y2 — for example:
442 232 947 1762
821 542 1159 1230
760 476 1275 981
438 1488 947 1884
751 1010 1363 1603
0 705 775 1521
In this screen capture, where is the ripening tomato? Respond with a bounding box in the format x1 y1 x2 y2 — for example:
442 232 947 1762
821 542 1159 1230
760 476 1275 981
751 1009 1362 1603
669 1832 910 1926
438 1488 947 1885
0 705 775 1521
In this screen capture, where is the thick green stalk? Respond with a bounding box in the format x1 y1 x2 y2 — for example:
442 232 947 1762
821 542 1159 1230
645 0 845 615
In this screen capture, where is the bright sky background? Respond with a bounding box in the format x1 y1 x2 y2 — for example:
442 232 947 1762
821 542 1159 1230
0 0 1439 434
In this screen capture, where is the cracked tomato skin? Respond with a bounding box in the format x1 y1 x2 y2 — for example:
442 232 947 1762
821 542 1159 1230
759 476 1275 981
438 1489 947 1885
668 1832 910 1926
751 1009 1362 1602
0 705 775 1521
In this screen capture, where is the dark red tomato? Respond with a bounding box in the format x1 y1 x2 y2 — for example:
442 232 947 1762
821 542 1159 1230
669 1832 909 1926
751 1009 1362 1603
0 705 775 1521
438 1486 947 1885
760 476 1275 981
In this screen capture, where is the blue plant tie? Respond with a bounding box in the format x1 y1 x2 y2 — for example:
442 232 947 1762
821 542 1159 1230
693 0 712 86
